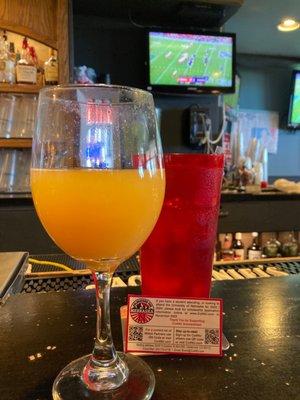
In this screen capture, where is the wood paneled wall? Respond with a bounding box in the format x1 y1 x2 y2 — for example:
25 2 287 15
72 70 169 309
0 0 72 83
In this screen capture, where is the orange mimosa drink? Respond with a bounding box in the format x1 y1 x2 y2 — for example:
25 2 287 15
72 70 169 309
31 168 165 270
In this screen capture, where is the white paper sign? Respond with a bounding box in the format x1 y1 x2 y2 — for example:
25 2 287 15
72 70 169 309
238 109 279 154
126 295 223 357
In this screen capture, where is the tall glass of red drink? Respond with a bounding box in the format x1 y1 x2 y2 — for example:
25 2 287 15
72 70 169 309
140 153 224 298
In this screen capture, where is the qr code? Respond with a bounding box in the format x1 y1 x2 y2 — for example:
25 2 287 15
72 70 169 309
205 329 220 345
129 326 143 342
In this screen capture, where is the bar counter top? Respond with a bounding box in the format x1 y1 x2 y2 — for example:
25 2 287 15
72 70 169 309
221 189 300 202
1 189 300 205
1 275 299 400
0 189 300 253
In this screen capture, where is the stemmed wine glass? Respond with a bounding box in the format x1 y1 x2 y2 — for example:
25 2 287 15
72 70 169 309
30 85 165 399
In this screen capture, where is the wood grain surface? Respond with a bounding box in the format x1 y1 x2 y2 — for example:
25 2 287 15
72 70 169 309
0 0 71 83
0 83 42 94
0 0 57 47
57 0 71 83
0 138 32 148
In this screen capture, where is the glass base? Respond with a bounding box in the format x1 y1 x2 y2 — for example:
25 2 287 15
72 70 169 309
52 352 155 400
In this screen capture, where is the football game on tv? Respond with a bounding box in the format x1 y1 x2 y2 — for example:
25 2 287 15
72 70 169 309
289 71 300 128
148 31 234 90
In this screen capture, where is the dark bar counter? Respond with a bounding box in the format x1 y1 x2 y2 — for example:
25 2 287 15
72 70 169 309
1 275 299 400
219 190 300 233
0 191 300 254
1 190 299 204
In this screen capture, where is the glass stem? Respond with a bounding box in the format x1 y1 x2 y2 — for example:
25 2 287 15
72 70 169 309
93 271 116 363
82 270 129 391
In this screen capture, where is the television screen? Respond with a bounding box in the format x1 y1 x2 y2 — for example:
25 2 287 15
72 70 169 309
288 71 300 128
148 31 235 94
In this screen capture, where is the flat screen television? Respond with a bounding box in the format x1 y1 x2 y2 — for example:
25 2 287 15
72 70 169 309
147 30 236 95
288 70 300 129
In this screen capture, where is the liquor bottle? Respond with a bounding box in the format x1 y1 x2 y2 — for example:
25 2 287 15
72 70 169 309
0 35 15 83
44 48 58 85
222 233 234 261
30 46 43 86
232 232 245 260
9 43 16 62
281 232 299 257
6 42 16 83
248 232 262 260
2 30 7 42
263 234 280 258
16 37 37 84
215 236 222 261
0 34 7 82
223 233 231 250
15 49 21 64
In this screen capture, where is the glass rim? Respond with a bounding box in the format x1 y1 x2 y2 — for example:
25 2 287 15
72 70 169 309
164 152 224 156
39 84 153 102
164 152 224 168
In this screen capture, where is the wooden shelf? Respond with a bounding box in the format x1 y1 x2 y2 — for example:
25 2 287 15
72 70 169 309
0 83 43 94
0 138 32 148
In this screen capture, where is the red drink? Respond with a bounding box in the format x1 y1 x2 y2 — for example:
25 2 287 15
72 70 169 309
140 153 224 298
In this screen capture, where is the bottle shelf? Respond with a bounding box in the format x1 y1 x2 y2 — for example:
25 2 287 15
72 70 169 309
0 83 43 94
214 255 300 266
0 138 32 148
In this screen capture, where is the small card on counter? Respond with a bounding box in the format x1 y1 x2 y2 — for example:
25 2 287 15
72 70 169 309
125 295 223 357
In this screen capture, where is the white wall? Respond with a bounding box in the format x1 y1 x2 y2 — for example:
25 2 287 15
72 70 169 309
238 55 300 178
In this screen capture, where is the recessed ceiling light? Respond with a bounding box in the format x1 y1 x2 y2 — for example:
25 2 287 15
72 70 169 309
277 18 300 32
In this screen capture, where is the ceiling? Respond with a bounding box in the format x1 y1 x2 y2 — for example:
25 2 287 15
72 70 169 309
73 0 300 57
225 0 300 57
73 0 242 29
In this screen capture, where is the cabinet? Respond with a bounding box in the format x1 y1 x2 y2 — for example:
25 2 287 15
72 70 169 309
0 0 72 192
219 193 300 233
0 0 71 84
